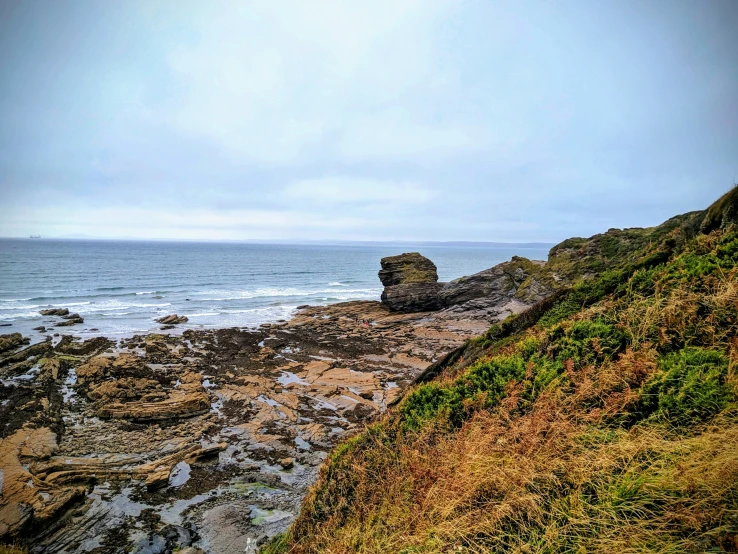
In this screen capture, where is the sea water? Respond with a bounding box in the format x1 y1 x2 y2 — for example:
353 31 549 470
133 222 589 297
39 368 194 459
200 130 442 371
0 239 552 338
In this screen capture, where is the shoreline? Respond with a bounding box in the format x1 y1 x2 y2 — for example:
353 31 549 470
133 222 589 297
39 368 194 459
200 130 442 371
0 298 498 553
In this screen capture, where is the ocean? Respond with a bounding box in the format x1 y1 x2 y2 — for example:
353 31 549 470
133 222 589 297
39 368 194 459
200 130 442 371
0 239 552 338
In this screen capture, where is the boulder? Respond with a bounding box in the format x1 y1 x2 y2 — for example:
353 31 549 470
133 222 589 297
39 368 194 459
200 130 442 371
39 308 69 317
56 314 84 326
378 252 438 286
379 253 444 312
156 314 189 325
0 333 29 354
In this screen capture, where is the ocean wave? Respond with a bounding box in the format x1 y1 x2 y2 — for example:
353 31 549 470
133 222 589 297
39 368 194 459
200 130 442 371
328 282 348 287
193 287 379 301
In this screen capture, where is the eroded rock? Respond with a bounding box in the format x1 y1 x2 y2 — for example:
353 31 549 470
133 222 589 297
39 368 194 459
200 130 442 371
156 314 189 325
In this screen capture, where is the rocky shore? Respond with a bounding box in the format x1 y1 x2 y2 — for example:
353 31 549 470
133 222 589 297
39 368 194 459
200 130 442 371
0 252 557 553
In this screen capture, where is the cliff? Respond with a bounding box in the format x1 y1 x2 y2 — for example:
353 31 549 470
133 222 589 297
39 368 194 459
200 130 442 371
264 186 738 553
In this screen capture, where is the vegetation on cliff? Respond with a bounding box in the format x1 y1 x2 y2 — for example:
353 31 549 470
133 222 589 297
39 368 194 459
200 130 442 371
265 187 738 553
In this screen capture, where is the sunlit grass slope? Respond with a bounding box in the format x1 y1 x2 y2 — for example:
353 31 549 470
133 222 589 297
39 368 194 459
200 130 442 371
265 187 738 554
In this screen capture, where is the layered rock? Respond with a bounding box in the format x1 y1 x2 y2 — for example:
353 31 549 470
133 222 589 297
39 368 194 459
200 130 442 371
381 282 445 312
156 314 189 325
378 252 439 286
440 256 555 310
0 333 28 354
39 308 69 316
379 253 445 312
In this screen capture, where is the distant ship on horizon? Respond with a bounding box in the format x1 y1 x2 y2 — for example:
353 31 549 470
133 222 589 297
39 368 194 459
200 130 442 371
29 235 41 239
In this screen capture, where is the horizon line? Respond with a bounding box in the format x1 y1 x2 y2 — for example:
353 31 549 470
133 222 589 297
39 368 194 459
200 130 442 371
0 236 557 247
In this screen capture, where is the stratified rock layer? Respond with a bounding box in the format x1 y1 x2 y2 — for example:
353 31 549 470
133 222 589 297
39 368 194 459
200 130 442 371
378 253 439 286
379 253 444 312
381 282 445 312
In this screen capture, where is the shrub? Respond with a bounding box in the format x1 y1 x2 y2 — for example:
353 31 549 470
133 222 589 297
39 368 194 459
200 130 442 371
639 348 733 425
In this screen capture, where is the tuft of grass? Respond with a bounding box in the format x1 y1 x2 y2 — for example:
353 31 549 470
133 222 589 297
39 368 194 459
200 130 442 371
0 545 27 554
639 348 733 426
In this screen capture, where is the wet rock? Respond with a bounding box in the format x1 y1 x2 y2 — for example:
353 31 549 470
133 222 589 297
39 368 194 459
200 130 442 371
279 457 294 470
56 315 84 326
0 333 29 354
32 326 46 332
76 356 112 384
0 427 86 539
39 308 69 317
155 314 189 325
145 469 171 491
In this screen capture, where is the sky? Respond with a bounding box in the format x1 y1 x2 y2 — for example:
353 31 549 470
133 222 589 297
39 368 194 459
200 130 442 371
0 0 736 242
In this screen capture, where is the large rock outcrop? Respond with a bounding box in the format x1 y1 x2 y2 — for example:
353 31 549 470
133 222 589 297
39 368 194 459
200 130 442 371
379 253 444 312
440 256 555 309
379 253 555 316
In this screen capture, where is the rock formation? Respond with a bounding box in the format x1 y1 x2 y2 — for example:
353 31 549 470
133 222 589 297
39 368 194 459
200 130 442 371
440 256 555 312
379 252 557 317
156 314 189 325
39 308 69 316
379 253 444 312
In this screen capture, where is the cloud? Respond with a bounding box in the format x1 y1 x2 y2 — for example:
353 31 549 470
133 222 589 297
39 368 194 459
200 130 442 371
282 177 436 206
157 0 476 165
0 0 735 242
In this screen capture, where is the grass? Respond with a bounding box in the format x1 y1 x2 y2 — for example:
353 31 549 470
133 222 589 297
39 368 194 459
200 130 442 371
265 189 738 553
0 545 27 554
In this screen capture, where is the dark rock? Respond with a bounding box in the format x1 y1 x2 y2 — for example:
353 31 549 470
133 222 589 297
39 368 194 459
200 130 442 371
61 312 82 320
0 323 11 327
378 252 438 286
156 314 189 325
56 315 84 326
379 253 444 312
440 257 550 308
33 326 46 332
0 333 30 354
39 308 70 316
381 282 445 312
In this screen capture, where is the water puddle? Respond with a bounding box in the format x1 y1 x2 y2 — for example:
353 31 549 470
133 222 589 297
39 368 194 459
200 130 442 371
294 436 311 451
61 367 78 403
249 505 293 526
1 365 40 386
169 461 191 487
257 395 280 408
276 371 307 386
210 393 224 418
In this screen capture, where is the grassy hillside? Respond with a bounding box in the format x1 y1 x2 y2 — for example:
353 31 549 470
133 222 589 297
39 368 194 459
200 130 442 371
266 188 738 554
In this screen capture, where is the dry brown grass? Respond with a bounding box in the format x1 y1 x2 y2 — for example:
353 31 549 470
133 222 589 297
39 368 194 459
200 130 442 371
285 345 738 553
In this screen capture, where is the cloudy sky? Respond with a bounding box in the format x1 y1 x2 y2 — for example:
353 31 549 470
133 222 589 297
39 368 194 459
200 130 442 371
0 0 736 242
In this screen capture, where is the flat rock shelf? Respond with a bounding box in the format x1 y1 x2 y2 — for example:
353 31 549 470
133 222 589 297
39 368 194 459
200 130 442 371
0 299 496 554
